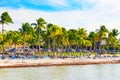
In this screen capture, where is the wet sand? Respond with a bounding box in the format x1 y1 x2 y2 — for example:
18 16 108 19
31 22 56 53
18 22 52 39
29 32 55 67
0 58 120 68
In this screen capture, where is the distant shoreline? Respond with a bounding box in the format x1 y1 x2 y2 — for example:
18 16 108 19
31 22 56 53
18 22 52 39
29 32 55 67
0 58 120 68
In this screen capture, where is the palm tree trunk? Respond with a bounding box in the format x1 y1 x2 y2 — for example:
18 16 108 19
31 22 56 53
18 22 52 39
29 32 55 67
2 23 4 34
2 45 4 59
38 28 40 52
93 42 96 51
23 34 26 50
113 46 115 54
108 40 110 54
15 44 17 55
100 35 102 56
48 38 51 52
2 23 4 59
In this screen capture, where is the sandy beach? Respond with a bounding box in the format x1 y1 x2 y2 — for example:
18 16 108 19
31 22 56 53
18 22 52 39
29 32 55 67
0 58 120 68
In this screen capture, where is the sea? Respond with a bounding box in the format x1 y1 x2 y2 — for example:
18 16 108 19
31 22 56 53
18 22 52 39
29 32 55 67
0 64 120 80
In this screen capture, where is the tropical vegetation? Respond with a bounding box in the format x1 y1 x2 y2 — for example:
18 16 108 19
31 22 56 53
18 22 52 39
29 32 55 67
0 12 120 57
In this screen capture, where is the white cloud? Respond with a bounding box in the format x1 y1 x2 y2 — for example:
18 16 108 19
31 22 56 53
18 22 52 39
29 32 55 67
0 0 120 39
28 0 68 7
47 0 68 7
0 7 119 31
0 8 83 30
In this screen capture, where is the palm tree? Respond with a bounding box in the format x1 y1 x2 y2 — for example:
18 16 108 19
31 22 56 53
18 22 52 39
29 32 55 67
111 29 119 37
108 29 120 53
82 39 92 56
0 12 13 58
5 31 22 54
96 25 108 55
46 23 53 52
67 29 78 48
96 25 108 40
19 22 31 50
12 31 22 49
88 31 96 50
31 18 46 52
26 27 37 50
77 27 87 49
54 25 62 48
5 31 16 48
82 39 92 50
61 27 68 47
49 25 62 50
0 12 13 34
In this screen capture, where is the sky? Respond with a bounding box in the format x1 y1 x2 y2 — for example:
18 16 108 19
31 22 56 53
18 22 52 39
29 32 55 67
0 0 120 36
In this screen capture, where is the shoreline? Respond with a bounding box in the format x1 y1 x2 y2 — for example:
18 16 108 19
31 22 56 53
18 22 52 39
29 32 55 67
0 58 120 68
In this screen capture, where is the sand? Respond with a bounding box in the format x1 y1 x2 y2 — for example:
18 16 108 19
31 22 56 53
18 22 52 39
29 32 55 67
0 58 120 68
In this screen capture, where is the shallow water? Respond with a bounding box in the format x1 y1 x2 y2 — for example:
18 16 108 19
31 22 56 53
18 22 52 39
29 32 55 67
0 64 120 80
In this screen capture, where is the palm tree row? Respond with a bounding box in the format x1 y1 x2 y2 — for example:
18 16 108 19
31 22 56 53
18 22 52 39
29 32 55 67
0 12 120 54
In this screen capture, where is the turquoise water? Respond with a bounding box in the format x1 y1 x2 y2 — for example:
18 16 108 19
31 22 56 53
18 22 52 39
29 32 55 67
0 64 120 80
